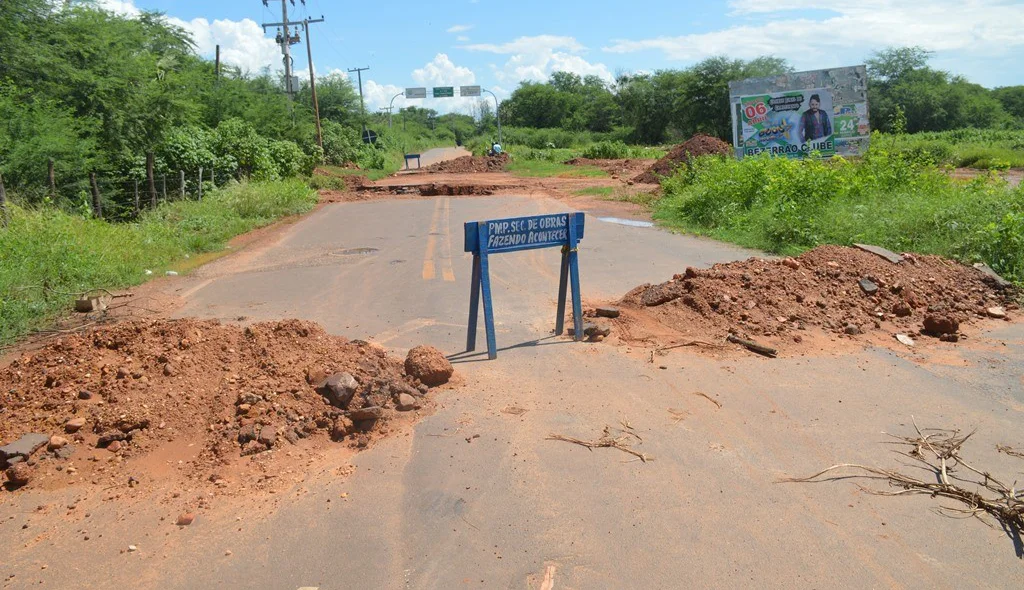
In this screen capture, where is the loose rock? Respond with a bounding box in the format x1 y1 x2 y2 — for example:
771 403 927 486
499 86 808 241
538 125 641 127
396 393 418 411
316 372 359 409
0 433 50 464
595 306 621 319
5 463 33 487
257 426 277 447
176 513 195 526
65 417 87 433
987 307 1007 319
404 346 454 387
923 314 959 335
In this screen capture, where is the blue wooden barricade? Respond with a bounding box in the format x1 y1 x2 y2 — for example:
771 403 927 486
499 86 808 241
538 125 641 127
464 212 586 360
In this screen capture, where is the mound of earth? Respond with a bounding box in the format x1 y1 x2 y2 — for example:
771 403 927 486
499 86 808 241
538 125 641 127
633 134 732 184
0 319 452 491
564 158 654 177
614 245 1017 351
423 153 510 174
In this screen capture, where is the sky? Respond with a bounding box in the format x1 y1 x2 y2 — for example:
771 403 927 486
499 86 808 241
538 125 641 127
97 0 1024 115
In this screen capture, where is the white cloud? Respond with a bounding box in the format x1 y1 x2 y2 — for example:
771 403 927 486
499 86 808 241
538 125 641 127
604 0 1024 69
95 0 140 16
457 35 470 42
94 0 282 74
412 53 476 87
170 17 282 73
462 35 584 55
463 35 613 88
446 24 474 33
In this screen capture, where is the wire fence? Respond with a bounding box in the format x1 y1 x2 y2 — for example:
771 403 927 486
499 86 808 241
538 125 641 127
6 162 236 223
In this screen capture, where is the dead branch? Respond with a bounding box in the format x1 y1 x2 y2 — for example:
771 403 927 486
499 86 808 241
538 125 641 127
656 339 724 353
726 334 778 358
781 421 1024 549
693 391 722 409
668 408 688 425
547 426 651 463
997 445 1024 459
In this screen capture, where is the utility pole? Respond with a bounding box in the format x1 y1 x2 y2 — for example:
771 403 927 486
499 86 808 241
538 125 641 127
261 3 325 121
348 67 370 135
215 44 221 80
304 19 323 151
379 107 393 128
261 1 309 98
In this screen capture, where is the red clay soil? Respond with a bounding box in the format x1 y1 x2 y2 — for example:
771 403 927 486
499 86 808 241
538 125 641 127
613 245 1018 350
0 319 451 491
564 158 655 178
422 153 510 174
633 134 733 184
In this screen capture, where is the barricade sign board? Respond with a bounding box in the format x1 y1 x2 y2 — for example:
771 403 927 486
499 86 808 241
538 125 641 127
464 213 586 359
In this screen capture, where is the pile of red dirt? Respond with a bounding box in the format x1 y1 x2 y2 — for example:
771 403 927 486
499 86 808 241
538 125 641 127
614 245 1017 350
423 153 510 174
1 319 452 491
633 134 733 184
564 158 654 177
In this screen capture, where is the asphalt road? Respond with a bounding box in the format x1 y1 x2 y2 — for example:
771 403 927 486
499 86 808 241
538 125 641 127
4 167 1024 588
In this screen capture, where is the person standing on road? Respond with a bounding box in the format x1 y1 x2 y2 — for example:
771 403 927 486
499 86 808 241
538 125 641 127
800 94 832 143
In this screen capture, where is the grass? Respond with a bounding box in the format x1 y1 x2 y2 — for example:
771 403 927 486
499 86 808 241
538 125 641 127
319 165 391 182
653 149 1024 284
572 186 616 197
0 179 317 346
507 159 608 178
880 129 1024 169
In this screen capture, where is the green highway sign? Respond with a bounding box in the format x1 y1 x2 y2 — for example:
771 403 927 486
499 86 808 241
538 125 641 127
433 87 455 98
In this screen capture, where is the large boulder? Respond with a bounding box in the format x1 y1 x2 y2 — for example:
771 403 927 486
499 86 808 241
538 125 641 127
405 346 453 387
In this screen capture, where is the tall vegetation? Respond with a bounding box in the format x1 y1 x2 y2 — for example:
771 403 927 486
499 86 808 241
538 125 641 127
0 1 382 208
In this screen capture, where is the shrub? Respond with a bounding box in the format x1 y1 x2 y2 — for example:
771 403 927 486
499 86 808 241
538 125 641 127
655 150 1024 283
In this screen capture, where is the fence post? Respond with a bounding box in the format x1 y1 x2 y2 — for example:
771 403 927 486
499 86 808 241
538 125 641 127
146 151 157 208
161 174 167 202
133 179 140 216
179 170 185 200
47 158 56 198
198 167 203 200
89 173 102 219
210 167 215 189
0 172 8 228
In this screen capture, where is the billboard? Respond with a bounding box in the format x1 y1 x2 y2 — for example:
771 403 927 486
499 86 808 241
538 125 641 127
728 65 870 159
739 89 835 158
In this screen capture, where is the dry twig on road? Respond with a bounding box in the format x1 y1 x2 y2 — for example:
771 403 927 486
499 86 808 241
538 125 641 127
547 425 650 463
656 339 723 353
996 445 1024 459
693 391 722 409
780 418 1024 554
726 334 778 358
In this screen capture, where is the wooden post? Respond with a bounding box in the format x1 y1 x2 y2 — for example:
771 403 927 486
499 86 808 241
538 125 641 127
146 151 157 208
0 172 8 228
179 170 185 200
161 174 167 202
133 179 140 216
89 173 102 219
47 158 56 198
198 167 203 200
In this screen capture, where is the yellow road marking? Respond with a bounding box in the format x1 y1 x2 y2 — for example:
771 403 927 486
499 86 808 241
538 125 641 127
441 198 456 282
422 198 443 280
